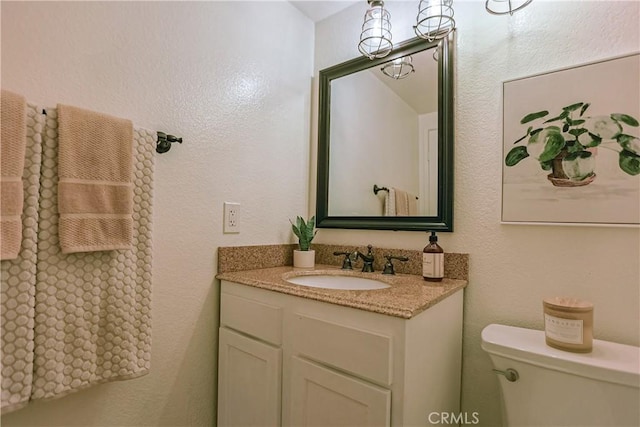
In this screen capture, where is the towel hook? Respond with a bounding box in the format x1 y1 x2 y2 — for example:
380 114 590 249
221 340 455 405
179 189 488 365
156 131 182 154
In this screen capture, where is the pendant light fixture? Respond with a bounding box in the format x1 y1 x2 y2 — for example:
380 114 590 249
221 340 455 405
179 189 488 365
358 0 393 60
485 0 533 15
414 0 455 42
381 56 415 80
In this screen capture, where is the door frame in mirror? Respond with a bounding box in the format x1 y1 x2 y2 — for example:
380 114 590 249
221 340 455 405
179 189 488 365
316 34 454 231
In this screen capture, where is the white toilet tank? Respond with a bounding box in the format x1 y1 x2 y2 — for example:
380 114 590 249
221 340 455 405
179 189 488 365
481 324 640 427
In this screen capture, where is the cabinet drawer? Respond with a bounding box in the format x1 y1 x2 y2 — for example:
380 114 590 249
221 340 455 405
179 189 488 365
221 292 283 345
291 314 393 386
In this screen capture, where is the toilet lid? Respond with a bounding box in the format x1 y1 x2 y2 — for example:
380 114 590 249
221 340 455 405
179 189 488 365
481 323 640 388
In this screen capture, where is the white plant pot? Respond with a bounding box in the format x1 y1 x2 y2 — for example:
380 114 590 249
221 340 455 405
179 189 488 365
293 249 315 269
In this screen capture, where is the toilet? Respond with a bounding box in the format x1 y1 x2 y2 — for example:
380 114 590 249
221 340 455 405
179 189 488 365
481 324 640 426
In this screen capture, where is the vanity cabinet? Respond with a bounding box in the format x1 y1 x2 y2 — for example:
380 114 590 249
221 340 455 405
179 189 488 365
218 280 463 427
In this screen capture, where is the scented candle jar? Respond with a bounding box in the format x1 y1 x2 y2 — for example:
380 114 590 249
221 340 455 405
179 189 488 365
543 297 594 353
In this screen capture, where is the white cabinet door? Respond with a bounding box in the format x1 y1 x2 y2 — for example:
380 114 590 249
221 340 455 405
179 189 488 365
218 327 282 427
290 356 391 427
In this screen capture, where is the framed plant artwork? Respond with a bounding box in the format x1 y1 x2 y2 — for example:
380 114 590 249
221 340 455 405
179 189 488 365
501 53 640 226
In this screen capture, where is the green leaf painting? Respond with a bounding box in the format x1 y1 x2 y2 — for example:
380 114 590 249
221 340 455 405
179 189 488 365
579 103 590 117
502 55 639 226
543 111 569 123
619 150 640 176
538 132 565 163
564 151 592 162
505 146 529 166
564 102 584 112
612 114 639 127
506 100 639 183
521 111 548 124
568 128 588 137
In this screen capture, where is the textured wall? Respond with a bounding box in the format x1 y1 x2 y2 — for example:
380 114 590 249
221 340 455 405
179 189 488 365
314 2 640 426
1 2 313 426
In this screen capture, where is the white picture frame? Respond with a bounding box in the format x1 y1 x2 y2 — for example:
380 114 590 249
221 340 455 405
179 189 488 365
501 53 640 227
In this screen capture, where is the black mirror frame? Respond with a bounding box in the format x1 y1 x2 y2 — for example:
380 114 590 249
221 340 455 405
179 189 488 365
316 33 454 231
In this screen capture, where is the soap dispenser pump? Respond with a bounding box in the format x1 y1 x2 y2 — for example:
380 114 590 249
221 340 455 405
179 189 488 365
423 231 444 282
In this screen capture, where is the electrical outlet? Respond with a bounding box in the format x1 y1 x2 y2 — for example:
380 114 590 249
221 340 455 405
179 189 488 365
223 202 240 234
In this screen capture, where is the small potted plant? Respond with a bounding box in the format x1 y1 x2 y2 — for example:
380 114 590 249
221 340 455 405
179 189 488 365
290 215 317 268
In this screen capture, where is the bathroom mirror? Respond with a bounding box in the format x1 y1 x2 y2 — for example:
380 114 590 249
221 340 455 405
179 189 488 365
316 34 454 231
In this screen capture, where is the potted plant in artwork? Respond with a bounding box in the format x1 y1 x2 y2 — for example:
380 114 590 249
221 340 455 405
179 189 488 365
290 215 317 268
505 102 639 187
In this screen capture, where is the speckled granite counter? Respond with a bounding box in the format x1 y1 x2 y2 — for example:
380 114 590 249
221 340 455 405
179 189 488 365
216 264 467 319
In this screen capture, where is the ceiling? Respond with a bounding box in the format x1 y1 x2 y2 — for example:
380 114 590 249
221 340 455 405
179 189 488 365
290 1 358 22
291 1 436 115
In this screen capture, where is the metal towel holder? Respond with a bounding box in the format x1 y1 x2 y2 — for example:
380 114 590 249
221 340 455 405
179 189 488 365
373 184 418 200
156 132 182 154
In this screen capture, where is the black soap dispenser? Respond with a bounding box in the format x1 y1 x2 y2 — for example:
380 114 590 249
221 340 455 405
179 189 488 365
423 231 444 282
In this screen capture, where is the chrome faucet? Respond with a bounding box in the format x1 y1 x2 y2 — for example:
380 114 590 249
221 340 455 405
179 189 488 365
355 244 375 272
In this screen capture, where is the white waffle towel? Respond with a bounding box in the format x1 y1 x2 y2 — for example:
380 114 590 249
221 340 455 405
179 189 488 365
1 103 44 412
30 107 154 401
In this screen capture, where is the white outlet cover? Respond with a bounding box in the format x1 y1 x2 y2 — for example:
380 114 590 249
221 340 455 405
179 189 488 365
223 202 240 234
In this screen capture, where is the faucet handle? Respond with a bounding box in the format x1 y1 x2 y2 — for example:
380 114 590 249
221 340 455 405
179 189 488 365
333 251 354 270
382 255 409 275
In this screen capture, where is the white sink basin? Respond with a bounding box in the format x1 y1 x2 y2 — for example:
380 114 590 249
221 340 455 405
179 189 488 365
285 274 390 290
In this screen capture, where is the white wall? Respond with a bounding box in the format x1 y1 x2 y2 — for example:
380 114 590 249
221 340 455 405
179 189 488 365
1 1 313 426
329 71 418 216
314 2 640 426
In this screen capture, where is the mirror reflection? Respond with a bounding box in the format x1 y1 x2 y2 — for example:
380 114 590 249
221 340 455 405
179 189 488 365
328 47 439 217
316 35 454 231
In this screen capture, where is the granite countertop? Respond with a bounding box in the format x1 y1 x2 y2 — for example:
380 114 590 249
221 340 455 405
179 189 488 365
216 264 467 319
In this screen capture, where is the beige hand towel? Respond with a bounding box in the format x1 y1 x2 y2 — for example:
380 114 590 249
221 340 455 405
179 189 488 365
57 104 133 253
1 90 27 260
394 188 418 216
384 188 396 216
